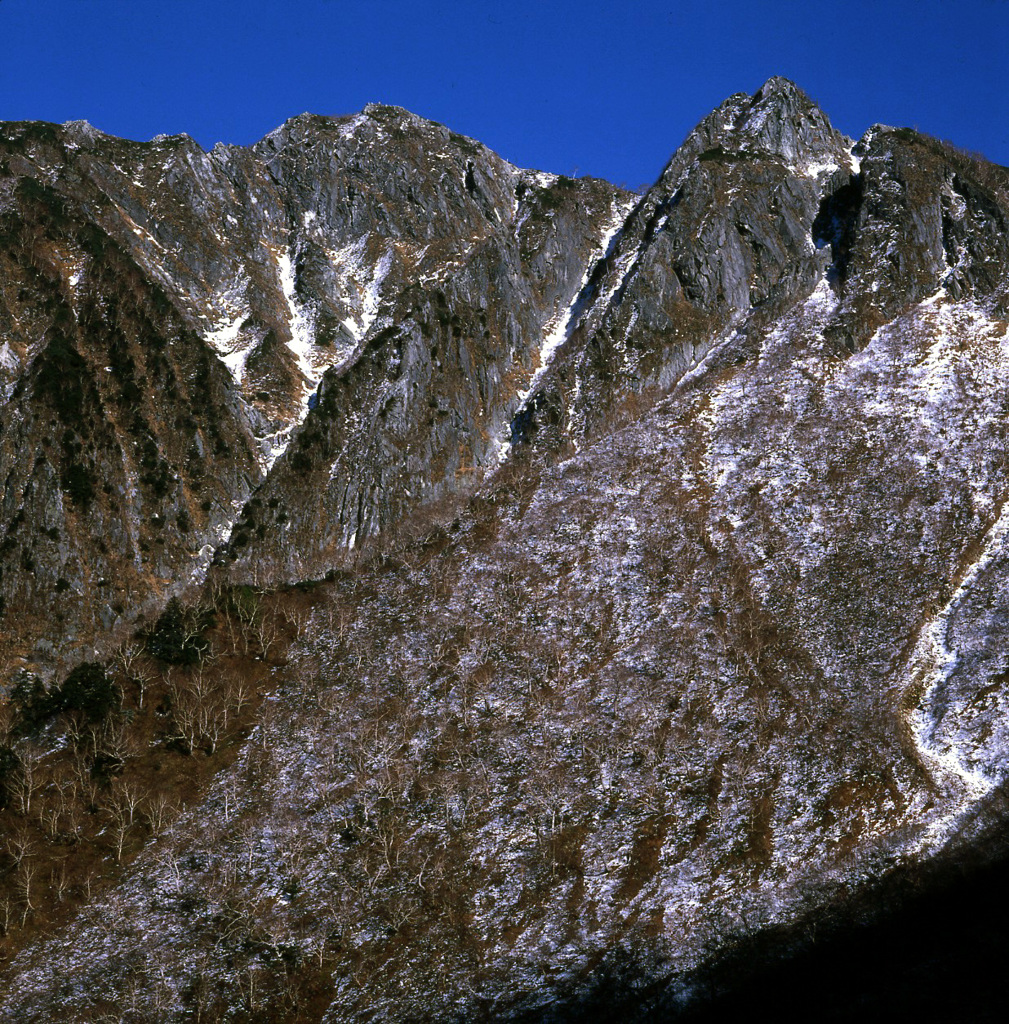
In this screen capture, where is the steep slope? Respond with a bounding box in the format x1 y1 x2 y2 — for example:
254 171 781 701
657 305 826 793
0 109 631 666
509 76 857 451
220 107 633 574
2 79 1009 1021
8 278 1009 1022
0 164 263 664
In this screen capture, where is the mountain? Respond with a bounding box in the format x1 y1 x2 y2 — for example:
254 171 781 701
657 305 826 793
1 78 1009 1021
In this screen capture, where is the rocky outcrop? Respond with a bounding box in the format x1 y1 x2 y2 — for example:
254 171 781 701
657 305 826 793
0 167 263 664
0 109 630 662
5 77 1009 1023
3 80 1008 675
510 77 857 450
218 115 630 572
822 125 1009 351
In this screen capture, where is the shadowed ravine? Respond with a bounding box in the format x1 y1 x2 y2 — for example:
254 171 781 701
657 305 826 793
511 802 1009 1023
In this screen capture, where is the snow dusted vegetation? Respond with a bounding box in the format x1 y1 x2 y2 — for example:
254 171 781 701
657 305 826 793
3 78 1009 1021
8 281 1009 1020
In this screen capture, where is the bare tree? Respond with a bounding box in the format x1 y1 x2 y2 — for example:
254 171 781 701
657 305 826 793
5 821 34 867
105 796 133 863
144 791 178 838
13 742 45 817
251 612 281 662
113 778 148 827
51 862 71 903
0 895 13 936
287 605 313 639
225 670 256 720
115 640 153 710
15 858 37 917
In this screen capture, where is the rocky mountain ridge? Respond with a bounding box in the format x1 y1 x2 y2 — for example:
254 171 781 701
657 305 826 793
1 78 1009 1021
0 103 630 664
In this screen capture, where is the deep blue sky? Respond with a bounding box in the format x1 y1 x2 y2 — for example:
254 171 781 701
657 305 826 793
2 0 1007 187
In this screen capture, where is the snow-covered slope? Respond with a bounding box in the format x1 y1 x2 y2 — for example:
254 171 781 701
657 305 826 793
2 78 1009 1021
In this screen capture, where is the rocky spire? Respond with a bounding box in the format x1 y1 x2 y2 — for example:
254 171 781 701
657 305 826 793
662 76 855 186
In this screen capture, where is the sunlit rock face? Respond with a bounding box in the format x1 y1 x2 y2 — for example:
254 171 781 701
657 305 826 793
2 78 1009 1022
0 105 629 661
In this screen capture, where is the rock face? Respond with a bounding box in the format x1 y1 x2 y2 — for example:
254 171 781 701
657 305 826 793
221 108 630 574
0 106 631 662
3 79 1009 1022
509 77 857 451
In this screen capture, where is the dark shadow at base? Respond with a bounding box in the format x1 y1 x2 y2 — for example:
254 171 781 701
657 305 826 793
487 785 1009 1023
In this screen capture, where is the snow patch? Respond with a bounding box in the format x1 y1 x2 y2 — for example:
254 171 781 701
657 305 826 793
327 235 393 342
204 314 249 385
907 501 1009 850
496 192 638 461
277 247 317 384
794 157 840 180
260 422 304 472
336 112 369 140
0 341 19 373
527 170 559 190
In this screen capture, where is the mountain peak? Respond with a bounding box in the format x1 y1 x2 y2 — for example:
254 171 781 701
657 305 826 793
752 74 810 102
61 118 104 142
6 87 1009 1024
731 78 850 167
664 77 852 185
255 103 478 156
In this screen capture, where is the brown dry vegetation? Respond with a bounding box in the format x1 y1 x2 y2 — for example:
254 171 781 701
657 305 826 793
4 85 1009 1022
0 580 324 974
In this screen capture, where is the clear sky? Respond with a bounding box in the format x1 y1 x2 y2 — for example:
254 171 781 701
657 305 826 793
2 0 1007 188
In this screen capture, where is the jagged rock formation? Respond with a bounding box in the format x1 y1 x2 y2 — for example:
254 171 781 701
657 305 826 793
2 78 1009 1022
511 76 859 450
0 107 630 664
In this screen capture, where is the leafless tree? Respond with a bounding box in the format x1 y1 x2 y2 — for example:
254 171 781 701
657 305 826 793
144 791 178 838
51 862 71 903
251 612 281 661
222 664 256 720
115 640 154 709
13 741 45 817
5 822 34 867
0 895 13 936
113 778 148 827
105 796 133 863
15 858 38 916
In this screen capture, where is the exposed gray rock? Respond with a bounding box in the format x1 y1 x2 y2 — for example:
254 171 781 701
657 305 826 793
512 78 853 449
3 79 1009 1023
0 108 630 658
